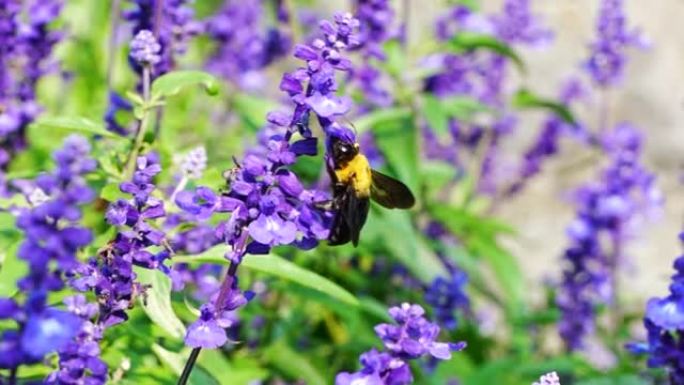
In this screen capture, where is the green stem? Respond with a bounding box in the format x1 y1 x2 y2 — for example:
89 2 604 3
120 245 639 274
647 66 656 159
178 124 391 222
125 66 152 178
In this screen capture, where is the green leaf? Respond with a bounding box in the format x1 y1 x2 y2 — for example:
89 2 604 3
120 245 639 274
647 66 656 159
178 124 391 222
100 182 127 202
198 350 267 385
174 249 359 307
0 242 25 297
362 209 447 284
354 107 412 133
232 94 278 131
576 375 648 385
448 32 525 72
263 340 326 385
372 116 420 197
32 116 122 139
512 89 577 125
151 344 219 385
134 267 186 340
423 94 449 137
151 70 220 100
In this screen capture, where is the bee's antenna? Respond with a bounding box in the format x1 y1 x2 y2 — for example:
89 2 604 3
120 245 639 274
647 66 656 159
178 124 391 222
343 117 358 137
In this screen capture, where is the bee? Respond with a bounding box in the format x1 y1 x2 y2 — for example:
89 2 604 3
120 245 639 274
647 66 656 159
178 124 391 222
327 136 415 246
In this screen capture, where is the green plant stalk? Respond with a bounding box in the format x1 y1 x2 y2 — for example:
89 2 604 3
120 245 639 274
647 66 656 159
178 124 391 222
125 66 152 178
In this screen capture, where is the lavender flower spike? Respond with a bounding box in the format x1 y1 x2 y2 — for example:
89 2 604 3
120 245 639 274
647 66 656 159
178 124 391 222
336 303 465 385
627 232 684 383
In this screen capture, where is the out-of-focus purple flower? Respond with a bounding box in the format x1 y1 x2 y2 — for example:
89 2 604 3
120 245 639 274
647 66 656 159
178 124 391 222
130 29 162 65
585 0 645 87
425 270 470 330
205 0 291 91
557 124 661 350
352 0 396 111
336 303 465 385
532 372 561 385
625 232 684 383
0 0 63 169
104 91 133 135
490 0 553 46
0 136 94 370
124 0 200 76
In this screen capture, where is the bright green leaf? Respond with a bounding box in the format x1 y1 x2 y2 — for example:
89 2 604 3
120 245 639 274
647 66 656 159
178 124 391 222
354 107 412 133
174 249 359 307
263 340 326 385
134 267 186 340
32 116 122 139
448 32 525 72
512 89 577 125
0 242 24 297
151 70 220 100
232 94 278 131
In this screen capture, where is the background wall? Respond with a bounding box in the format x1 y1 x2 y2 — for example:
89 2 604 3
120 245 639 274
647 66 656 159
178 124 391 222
401 0 684 306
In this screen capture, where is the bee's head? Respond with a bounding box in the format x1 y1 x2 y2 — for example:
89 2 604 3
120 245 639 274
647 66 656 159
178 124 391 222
331 137 359 164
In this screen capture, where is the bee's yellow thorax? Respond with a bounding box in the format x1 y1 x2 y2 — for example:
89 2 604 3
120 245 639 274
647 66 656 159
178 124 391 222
335 154 372 197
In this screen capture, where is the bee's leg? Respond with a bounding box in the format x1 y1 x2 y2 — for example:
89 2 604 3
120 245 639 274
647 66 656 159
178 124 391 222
314 199 336 211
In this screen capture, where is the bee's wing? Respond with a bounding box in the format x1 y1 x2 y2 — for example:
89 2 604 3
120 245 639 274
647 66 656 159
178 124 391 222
370 169 415 209
328 184 369 247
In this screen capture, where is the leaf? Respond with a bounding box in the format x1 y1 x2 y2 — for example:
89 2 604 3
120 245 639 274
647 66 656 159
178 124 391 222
423 94 449 137
262 340 326 385
0 242 25 297
151 344 220 385
174 249 359 307
198 350 268 385
354 107 412 134
362 209 447 284
372 116 420 197
151 70 220 100
100 183 127 202
32 116 122 139
512 89 577 125
231 94 279 131
448 32 525 72
134 267 186 340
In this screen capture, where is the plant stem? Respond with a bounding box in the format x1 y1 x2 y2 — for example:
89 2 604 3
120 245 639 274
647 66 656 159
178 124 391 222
125 66 152 178
177 347 201 385
177 245 243 385
9 367 17 385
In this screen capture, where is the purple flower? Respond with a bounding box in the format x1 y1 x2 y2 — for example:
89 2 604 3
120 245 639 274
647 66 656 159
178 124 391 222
174 14 361 349
584 0 645 87
557 124 661 350
0 136 94 369
627 232 684 383
0 0 63 169
130 29 162 65
425 270 470 330
336 303 465 385
490 0 553 45
204 0 291 91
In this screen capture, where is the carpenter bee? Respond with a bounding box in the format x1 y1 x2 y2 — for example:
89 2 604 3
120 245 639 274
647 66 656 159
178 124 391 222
327 136 415 246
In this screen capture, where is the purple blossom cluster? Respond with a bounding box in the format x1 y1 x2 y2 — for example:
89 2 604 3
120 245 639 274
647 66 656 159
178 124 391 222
0 0 63 172
352 0 396 110
205 0 291 91
425 269 470 331
176 13 362 349
557 124 661 350
584 0 645 87
0 135 95 371
627 232 684 383
124 0 200 76
336 303 465 385
45 153 169 384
